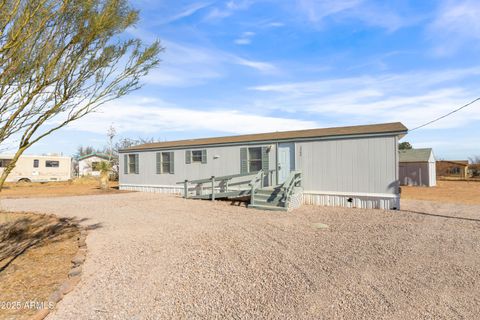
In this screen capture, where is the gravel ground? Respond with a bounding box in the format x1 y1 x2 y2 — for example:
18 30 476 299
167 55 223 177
1 193 479 319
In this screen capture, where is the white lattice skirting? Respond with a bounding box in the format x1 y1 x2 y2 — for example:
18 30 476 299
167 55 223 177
120 184 400 210
302 191 400 210
120 184 183 194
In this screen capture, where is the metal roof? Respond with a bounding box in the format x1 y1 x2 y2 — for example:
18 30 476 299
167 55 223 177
122 122 408 152
399 148 433 163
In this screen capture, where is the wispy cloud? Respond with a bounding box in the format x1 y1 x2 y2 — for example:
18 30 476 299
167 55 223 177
298 0 362 22
66 97 317 135
204 0 255 21
250 67 480 129
295 0 418 31
159 2 213 24
126 32 279 86
234 31 255 45
233 57 278 73
428 0 480 55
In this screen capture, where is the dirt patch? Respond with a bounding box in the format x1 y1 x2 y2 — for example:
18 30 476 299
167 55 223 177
0 178 126 199
0 212 80 319
401 180 480 205
2 193 479 319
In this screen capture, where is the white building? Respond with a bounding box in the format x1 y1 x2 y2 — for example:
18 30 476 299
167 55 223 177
78 153 110 176
399 148 436 187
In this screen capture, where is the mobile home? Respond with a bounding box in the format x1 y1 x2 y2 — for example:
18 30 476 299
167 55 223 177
0 154 72 182
119 122 408 210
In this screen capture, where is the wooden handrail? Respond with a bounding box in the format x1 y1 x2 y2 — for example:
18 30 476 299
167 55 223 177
249 170 264 206
177 169 275 200
283 171 302 206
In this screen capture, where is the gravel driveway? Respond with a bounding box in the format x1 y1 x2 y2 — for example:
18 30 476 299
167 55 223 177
2 193 480 319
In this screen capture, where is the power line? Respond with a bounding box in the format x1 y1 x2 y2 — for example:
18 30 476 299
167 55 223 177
409 97 480 131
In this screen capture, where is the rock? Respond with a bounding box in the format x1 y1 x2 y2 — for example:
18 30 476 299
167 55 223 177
312 223 329 229
78 236 86 247
48 290 63 303
68 266 82 278
59 278 78 295
71 254 85 266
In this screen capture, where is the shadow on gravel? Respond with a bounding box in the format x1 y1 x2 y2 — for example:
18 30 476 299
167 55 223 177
0 214 102 274
403 210 480 222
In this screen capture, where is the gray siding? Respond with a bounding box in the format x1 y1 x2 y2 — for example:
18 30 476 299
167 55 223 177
120 144 276 186
296 136 398 195
120 135 400 196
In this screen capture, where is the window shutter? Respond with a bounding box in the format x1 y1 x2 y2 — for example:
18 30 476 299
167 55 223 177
240 148 248 174
156 153 161 174
169 152 175 174
124 155 128 174
261 147 269 172
185 150 191 164
201 149 207 164
135 154 139 174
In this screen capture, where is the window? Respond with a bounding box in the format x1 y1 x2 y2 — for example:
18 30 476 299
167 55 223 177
248 147 262 172
449 167 461 175
46 160 59 168
128 154 137 174
0 159 12 168
33 159 39 168
240 147 268 174
91 161 99 171
192 150 203 163
185 150 207 164
157 152 174 174
162 153 171 173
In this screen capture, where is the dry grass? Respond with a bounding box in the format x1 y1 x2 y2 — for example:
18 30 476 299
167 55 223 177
402 180 480 205
0 212 80 319
0 177 126 199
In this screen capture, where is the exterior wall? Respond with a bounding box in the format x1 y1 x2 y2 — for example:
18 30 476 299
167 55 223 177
0 155 72 182
436 161 468 179
428 162 437 186
295 136 400 210
399 162 430 186
120 143 277 191
79 156 107 176
119 135 401 210
296 136 398 195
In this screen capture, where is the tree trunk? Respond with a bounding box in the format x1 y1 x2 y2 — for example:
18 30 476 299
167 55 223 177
0 145 28 191
100 172 109 190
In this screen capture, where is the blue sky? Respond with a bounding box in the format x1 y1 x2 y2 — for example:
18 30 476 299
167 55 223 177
26 0 480 159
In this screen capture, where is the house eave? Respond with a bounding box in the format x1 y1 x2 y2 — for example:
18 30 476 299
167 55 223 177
120 130 407 153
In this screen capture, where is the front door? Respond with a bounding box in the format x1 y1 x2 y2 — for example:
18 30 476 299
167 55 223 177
278 143 295 184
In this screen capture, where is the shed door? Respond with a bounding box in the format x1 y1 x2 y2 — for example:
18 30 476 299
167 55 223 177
278 143 295 184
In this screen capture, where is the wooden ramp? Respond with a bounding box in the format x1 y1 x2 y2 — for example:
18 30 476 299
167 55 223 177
177 170 303 211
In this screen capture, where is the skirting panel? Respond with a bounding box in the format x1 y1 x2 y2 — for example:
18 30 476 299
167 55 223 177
120 184 183 194
303 192 400 210
287 187 304 211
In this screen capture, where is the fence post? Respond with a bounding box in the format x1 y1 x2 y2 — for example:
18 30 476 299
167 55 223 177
211 176 215 201
183 180 188 199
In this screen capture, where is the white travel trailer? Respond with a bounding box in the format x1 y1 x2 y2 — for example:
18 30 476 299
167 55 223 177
0 154 73 183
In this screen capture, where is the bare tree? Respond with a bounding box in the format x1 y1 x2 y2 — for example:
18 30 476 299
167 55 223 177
0 0 161 190
107 124 117 161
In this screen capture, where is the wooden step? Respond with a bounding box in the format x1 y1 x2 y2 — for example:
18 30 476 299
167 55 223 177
248 204 288 211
